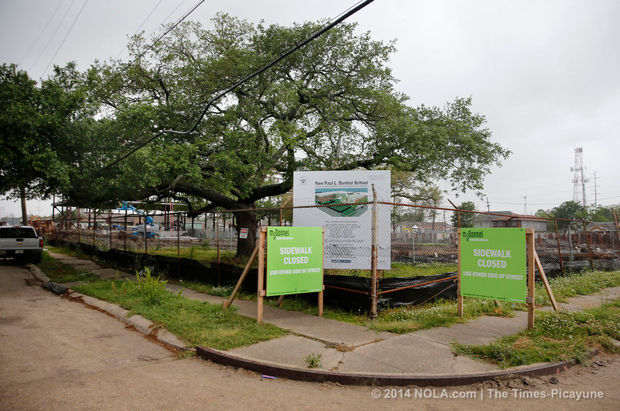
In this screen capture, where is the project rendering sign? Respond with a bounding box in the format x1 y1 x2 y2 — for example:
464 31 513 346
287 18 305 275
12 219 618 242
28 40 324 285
293 170 391 270
266 226 323 297
460 228 526 303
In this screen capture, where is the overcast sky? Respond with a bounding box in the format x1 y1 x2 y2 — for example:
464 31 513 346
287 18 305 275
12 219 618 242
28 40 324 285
1 0 618 218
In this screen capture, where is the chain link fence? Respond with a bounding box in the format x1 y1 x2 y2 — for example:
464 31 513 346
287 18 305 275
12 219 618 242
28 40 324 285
38 201 620 311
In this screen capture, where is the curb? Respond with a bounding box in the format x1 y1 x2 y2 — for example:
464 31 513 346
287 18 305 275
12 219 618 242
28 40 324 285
26 263 187 352
26 263 51 283
67 291 189 352
196 346 588 387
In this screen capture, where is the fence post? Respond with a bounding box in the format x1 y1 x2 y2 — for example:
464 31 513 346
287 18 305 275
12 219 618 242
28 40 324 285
581 220 594 270
144 215 148 255
108 212 112 250
369 184 378 320
457 227 463 317
613 209 620 252
553 219 565 275
216 214 221 285
257 227 267 323
177 213 181 278
77 211 81 245
568 226 573 261
93 210 97 247
124 208 128 251
526 228 535 329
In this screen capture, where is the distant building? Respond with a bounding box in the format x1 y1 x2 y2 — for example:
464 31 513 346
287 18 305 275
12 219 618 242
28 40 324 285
587 222 617 233
485 212 548 232
394 221 451 242
0 217 21 226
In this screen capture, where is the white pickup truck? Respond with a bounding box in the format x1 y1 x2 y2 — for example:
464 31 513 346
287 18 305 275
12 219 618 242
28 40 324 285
0 225 43 264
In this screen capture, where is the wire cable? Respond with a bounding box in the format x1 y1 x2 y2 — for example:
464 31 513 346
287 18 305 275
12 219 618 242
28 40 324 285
100 0 375 172
114 0 165 60
30 0 75 73
18 0 65 67
40 0 90 78
93 0 205 99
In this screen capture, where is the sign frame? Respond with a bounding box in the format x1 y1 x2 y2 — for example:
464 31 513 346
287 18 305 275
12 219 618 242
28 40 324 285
256 227 324 323
459 227 527 303
458 227 543 329
265 226 324 297
292 170 391 270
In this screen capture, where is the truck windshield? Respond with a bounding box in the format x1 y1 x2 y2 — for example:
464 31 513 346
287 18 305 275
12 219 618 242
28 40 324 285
0 228 38 238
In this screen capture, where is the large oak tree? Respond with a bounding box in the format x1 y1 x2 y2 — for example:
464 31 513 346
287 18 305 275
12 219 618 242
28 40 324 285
71 15 509 257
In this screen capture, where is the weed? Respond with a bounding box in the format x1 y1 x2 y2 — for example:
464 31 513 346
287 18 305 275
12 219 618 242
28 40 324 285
304 353 322 368
132 267 168 305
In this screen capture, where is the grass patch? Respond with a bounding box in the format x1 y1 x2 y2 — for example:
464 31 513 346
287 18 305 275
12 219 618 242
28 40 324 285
535 270 620 305
36 252 99 283
454 298 620 368
261 294 511 333
176 280 258 300
265 270 620 335
46 244 93 261
325 262 457 278
73 276 286 350
368 298 512 333
147 246 237 266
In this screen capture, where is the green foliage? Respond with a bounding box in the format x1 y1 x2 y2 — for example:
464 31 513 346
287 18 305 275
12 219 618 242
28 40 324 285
587 205 616 222
535 270 620 305
0 63 91 205
36 251 99 283
304 353 322 369
130 267 168 305
370 298 512 334
549 201 587 231
72 14 508 257
454 299 620 368
451 201 476 228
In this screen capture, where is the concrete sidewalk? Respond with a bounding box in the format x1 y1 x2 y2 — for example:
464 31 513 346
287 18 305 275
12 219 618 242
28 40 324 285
46 250 620 377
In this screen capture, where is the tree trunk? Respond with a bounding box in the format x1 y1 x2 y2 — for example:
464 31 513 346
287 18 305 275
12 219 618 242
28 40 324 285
20 187 28 225
234 204 257 259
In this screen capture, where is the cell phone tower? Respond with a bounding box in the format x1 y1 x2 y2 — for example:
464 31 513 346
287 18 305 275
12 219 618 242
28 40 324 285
571 147 588 206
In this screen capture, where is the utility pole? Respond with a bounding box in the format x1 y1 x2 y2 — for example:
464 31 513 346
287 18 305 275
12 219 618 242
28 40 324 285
524 195 527 214
486 196 490 212
593 171 598 208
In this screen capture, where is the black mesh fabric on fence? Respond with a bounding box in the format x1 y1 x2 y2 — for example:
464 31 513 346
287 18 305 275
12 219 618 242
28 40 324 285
50 239 458 311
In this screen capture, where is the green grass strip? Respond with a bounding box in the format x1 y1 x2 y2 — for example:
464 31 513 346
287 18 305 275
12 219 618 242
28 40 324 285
535 270 620 305
73 275 286 350
453 298 620 368
36 252 99 283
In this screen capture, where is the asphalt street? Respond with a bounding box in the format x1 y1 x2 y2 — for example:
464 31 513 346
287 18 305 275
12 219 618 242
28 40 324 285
1 261 618 410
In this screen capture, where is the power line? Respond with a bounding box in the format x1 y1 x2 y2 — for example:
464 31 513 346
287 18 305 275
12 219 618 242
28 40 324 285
157 0 190 29
18 0 65 66
100 0 375 172
29 0 75 73
40 0 90 79
95 0 205 98
114 0 165 60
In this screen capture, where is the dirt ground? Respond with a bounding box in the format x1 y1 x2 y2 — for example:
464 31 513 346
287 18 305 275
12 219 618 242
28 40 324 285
1 260 618 410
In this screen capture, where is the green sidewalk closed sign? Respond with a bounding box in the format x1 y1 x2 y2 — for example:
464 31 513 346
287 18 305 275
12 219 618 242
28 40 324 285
460 228 526 303
266 226 323 297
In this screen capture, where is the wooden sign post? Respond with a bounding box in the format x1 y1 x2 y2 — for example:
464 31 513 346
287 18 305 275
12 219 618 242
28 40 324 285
257 227 267 323
225 226 324 324
526 228 535 329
